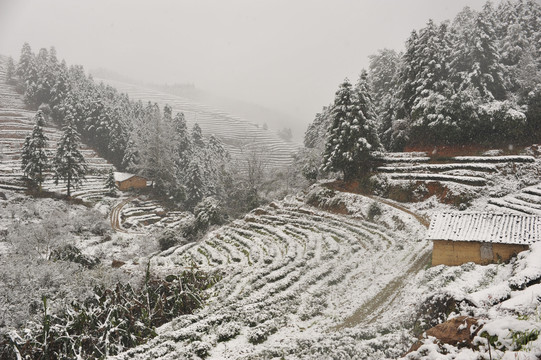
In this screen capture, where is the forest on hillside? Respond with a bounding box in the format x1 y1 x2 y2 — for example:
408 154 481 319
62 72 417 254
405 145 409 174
305 0 541 167
5 44 294 216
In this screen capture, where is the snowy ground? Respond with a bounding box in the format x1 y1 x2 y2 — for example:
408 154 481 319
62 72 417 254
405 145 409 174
107 184 541 359
113 186 430 359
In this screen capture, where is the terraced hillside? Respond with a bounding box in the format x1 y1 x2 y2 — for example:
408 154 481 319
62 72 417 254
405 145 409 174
0 57 112 200
115 187 430 359
374 152 540 206
488 183 541 215
97 78 301 169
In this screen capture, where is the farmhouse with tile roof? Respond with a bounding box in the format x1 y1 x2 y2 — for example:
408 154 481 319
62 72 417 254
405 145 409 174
427 213 541 266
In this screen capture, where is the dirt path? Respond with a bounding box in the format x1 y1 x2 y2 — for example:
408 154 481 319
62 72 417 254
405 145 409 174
369 195 431 228
332 195 431 331
333 248 431 330
110 197 135 233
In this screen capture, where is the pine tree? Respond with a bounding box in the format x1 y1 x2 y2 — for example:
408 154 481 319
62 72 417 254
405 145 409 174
321 76 381 181
51 60 70 122
5 56 16 84
53 111 87 197
105 168 117 196
451 3 505 100
21 110 49 190
185 160 205 210
191 123 205 148
16 42 35 81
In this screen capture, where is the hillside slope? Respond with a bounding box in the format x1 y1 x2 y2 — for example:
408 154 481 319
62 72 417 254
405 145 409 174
0 58 113 201
114 187 430 359
96 78 301 169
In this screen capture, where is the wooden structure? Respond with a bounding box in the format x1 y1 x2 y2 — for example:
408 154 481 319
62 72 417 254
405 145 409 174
427 213 540 266
114 172 148 191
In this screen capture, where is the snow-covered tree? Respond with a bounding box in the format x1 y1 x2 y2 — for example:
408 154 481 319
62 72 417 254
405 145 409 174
105 168 117 196
16 42 35 82
185 160 205 210
5 56 16 85
451 3 506 100
53 111 87 197
304 106 332 149
50 60 70 121
21 110 49 190
191 123 205 149
321 76 381 181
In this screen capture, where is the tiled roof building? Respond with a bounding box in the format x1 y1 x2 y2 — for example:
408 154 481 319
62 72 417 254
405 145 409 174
428 213 539 266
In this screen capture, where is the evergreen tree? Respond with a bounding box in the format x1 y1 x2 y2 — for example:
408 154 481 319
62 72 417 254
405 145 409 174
451 3 505 100
321 76 381 181
21 110 49 190
51 60 70 121
185 160 205 210
16 42 35 81
191 123 205 148
53 111 87 197
5 56 16 84
17 42 39 104
105 168 117 196
33 47 51 106
204 135 229 197
304 106 332 149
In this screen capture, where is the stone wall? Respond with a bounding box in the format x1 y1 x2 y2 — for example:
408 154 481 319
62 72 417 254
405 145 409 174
432 240 529 266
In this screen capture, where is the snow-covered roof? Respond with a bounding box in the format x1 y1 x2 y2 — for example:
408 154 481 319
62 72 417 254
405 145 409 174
427 213 541 245
114 172 140 182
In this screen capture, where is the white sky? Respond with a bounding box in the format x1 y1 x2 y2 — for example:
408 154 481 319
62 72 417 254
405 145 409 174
0 0 489 128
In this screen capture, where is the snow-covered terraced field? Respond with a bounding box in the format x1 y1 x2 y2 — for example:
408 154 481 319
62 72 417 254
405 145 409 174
115 189 430 359
489 183 541 215
97 78 301 169
376 152 539 189
0 61 112 200
115 198 192 231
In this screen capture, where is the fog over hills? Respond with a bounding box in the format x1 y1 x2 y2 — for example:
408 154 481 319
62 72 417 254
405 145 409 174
91 67 304 142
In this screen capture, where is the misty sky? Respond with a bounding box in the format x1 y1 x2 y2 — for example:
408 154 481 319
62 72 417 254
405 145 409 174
1 0 490 129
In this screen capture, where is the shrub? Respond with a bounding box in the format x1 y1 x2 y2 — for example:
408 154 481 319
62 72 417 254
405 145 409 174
49 244 100 269
157 229 182 251
0 267 220 359
216 322 241 342
247 320 278 344
367 201 382 220
194 197 224 232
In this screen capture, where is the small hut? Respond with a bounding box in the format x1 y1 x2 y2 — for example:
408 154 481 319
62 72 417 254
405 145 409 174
114 172 148 191
427 213 540 266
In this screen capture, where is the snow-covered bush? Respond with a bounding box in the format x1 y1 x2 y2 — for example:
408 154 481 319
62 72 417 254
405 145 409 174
216 321 241 342
247 320 278 344
0 268 220 359
195 197 224 232
367 201 383 220
49 244 100 268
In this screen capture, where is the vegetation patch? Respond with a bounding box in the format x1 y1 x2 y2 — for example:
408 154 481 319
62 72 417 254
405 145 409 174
0 266 220 359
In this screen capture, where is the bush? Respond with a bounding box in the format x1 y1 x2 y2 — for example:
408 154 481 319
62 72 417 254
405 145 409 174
247 320 278 344
367 201 382 221
216 322 241 342
194 197 224 232
50 244 100 269
157 229 182 251
0 267 220 359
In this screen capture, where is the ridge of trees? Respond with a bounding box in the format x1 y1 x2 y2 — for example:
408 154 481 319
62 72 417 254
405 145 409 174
305 0 541 178
8 44 255 212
